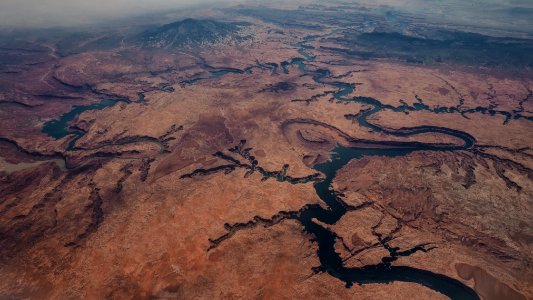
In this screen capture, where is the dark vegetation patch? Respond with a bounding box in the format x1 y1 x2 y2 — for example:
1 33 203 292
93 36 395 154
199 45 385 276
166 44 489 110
328 30 533 68
260 82 297 93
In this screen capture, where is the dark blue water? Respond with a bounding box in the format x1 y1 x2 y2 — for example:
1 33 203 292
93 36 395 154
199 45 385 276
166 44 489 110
183 45 479 297
172 33 482 298
42 99 121 150
39 31 484 298
277 35 479 299
296 145 479 300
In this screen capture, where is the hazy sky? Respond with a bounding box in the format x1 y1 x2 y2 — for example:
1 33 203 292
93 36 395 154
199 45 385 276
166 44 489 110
0 0 243 28
1 0 531 33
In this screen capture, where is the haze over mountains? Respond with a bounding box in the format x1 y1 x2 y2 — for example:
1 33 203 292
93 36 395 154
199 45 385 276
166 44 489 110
0 0 240 28
0 0 532 35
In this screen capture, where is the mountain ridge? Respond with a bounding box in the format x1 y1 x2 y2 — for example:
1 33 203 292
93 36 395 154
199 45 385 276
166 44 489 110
138 18 244 49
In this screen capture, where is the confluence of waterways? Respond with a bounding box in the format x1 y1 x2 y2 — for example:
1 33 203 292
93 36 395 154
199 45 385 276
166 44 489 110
288 34 479 299
36 33 489 299
305 146 478 300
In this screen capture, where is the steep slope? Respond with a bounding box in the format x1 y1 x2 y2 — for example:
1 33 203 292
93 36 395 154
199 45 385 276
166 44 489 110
138 18 243 49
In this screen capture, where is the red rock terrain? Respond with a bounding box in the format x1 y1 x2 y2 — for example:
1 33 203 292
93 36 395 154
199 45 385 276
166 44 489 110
0 2 532 299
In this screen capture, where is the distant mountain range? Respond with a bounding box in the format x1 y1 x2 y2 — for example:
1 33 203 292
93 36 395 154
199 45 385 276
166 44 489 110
45 18 246 55
138 18 245 49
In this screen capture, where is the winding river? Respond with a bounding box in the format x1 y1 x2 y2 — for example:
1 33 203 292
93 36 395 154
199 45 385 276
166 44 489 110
269 34 481 299
42 99 121 150
36 30 516 299
300 145 479 300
